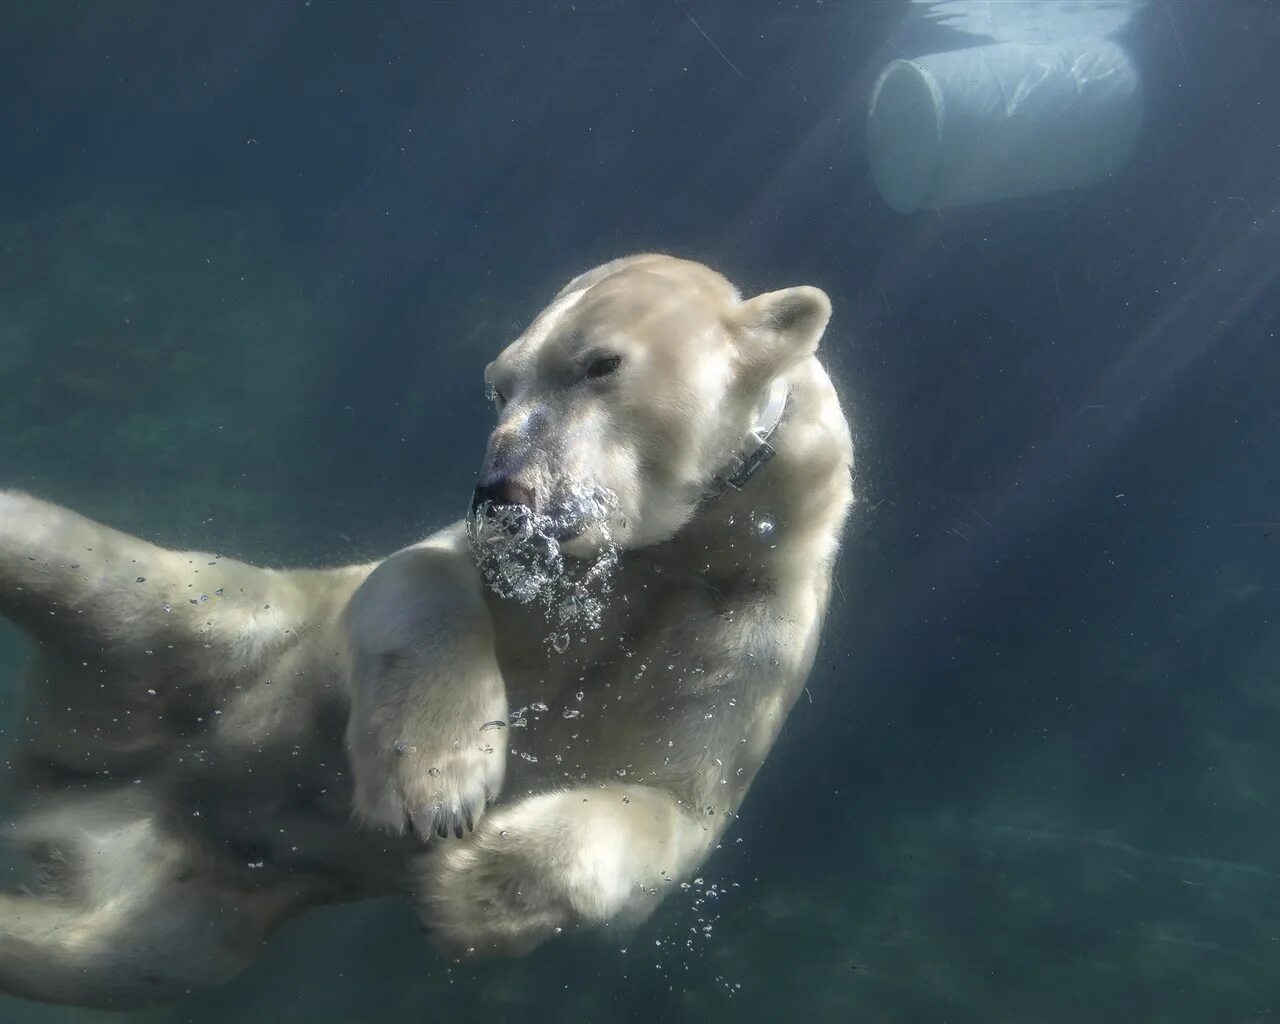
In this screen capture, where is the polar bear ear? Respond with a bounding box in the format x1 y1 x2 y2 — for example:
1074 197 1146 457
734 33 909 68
732 286 832 376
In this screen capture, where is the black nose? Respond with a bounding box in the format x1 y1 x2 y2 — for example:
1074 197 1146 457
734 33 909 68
471 478 536 516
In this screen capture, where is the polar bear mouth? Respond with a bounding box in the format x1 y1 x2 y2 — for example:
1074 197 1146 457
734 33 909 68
466 488 620 643
468 488 616 545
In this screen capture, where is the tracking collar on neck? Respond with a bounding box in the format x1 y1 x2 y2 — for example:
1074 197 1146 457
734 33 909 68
716 377 789 492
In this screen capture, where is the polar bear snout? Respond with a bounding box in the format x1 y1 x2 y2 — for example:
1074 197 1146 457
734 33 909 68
470 478 540 541
471 477 536 518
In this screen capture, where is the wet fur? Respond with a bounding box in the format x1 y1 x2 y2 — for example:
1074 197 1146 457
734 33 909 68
0 255 853 1008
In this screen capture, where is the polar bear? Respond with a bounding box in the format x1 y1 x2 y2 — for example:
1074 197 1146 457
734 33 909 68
0 253 853 1009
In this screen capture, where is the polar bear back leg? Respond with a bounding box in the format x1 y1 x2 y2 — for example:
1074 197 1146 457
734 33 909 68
0 788 277 1010
0 490 306 680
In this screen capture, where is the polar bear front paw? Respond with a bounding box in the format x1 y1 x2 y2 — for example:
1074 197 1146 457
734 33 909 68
418 785 678 956
347 698 508 841
419 822 576 957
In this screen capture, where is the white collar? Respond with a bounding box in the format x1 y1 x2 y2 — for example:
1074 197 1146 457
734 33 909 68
718 377 789 492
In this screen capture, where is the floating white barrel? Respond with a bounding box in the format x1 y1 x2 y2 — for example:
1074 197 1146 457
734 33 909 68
867 38 1143 213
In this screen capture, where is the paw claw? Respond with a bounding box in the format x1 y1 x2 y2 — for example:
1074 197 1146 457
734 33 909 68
408 797 489 842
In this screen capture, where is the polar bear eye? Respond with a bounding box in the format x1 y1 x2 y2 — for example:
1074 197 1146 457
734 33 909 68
585 354 622 380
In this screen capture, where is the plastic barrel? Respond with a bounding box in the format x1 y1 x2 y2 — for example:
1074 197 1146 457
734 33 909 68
867 38 1143 213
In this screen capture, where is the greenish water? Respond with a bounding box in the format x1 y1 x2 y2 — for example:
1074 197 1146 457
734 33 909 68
1 2 1278 1021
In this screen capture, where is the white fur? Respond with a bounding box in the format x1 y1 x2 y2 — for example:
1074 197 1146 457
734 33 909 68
0 254 853 1008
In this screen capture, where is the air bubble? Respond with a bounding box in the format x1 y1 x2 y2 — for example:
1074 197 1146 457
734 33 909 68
466 487 620 650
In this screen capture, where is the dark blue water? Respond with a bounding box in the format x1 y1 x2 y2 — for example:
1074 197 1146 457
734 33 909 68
0 2 1276 1020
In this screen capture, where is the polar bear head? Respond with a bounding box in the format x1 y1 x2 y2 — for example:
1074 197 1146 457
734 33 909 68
472 254 831 557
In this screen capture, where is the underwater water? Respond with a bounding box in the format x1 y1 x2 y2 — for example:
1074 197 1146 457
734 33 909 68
0 1 1277 1021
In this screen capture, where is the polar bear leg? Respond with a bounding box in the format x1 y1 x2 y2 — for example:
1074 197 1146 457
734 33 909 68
0 490 294 673
0 789 269 1010
344 541 508 840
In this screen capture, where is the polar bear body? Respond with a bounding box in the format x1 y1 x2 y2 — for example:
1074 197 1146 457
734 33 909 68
0 254 853 1008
